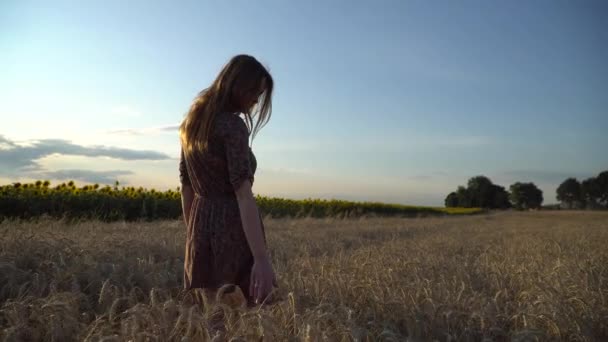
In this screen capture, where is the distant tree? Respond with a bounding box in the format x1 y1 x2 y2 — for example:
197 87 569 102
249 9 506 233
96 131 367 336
596 171 608 208
445 176 511 209
556 178 583 209
581 177 600 209
509 182 543 209
467 175 495 208
456 186 472 207
445 192 459 207
491 184 511 209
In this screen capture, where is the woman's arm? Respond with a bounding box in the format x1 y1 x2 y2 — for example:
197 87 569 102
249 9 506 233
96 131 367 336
235 179 268 260
235 179 276 302
181 184 194 227
223 115 275 302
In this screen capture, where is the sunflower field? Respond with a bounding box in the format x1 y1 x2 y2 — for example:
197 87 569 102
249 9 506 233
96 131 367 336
0 180 482 221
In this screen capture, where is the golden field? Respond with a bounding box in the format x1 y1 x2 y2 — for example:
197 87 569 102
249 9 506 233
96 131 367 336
1 211 607 341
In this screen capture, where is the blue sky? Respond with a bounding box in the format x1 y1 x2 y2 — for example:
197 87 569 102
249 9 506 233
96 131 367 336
1 0 606 205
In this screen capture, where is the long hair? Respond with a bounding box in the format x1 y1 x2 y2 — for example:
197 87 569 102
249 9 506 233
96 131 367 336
179 54 273 154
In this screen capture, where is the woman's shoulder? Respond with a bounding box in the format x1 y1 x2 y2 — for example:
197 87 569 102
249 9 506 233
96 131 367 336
214 112 248 136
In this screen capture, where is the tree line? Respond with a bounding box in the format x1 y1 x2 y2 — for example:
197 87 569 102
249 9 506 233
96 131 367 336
445 170 608 210
556 171 608 209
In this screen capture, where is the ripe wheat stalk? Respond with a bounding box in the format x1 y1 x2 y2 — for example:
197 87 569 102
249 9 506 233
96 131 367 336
0 211 606 341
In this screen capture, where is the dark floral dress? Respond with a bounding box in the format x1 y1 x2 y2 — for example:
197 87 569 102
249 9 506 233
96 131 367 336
179 112 266 302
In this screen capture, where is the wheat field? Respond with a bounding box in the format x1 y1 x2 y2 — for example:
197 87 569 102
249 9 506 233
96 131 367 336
0 211 606 341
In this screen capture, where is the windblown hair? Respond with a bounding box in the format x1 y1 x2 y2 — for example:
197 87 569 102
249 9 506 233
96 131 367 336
179 54 273 154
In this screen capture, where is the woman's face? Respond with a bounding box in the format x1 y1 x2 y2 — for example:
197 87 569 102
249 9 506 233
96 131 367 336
239 79 266 112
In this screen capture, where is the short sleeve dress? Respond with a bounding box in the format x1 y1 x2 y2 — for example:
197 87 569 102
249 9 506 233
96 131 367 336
179 112 267 302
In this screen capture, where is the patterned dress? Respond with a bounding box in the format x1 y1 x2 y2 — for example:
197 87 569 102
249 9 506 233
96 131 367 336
179 112 266 302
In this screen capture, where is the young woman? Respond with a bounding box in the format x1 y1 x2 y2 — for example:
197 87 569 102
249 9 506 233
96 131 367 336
179 55 277 305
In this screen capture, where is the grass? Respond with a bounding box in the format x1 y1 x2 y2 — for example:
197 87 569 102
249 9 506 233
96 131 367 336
436 207 483 215
0 211 606 341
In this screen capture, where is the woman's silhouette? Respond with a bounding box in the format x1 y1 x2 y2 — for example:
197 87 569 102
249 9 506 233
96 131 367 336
179 55 277 305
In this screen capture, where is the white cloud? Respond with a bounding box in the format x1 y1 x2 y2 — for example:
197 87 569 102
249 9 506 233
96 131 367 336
107 124 179 136
0 134 171 185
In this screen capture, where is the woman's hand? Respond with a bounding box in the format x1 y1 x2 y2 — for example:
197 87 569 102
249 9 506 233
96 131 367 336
249 255 277 304
235 179 277 303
